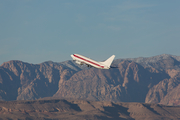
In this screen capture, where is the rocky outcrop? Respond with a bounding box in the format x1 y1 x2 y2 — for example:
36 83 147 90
145 69 180 105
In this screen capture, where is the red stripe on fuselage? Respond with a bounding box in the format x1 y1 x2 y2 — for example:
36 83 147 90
74 54 104 68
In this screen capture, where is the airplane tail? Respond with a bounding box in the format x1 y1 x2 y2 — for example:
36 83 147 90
100 55 115 68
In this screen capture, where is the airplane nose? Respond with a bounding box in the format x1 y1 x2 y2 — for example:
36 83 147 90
71 54 74 58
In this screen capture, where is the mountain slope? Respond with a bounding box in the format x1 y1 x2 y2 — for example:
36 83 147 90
53 60 169 103
1 54 180 105
0 60 83 100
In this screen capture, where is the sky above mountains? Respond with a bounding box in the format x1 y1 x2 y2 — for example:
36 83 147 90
1 0 180 65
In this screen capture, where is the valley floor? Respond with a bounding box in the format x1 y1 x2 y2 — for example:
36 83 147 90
0 99 180 120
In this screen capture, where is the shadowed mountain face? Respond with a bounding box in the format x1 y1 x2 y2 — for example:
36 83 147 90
0 60 82 101
1 54 180 105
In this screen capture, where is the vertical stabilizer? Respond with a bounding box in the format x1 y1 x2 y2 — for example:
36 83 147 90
100 55 115 68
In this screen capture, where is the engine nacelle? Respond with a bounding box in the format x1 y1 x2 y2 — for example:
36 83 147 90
75 61 83 65
87 64 92 68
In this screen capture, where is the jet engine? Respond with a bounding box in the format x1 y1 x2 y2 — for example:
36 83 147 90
87 64 92 68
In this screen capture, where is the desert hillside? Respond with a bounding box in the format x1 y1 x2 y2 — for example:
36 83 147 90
0 99 180 120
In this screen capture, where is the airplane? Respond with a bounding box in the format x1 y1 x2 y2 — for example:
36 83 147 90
71 54 115 69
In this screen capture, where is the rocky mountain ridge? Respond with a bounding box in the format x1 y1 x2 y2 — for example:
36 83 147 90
1 54 180 106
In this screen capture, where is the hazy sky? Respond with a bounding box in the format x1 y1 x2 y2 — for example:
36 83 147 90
1 0 180 65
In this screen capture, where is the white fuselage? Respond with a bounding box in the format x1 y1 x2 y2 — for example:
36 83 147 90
71 54 109 69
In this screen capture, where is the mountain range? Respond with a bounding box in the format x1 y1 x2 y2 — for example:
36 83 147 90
1 54 180 106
